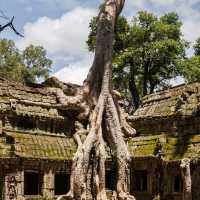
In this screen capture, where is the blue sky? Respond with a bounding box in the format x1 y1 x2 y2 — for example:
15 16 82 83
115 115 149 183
1 0 200 84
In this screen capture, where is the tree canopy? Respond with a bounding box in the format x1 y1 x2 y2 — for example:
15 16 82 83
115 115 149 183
0 39 52 84
87 11 188 110
177 37 200 83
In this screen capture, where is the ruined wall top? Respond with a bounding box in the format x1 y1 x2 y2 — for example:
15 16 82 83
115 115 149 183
131 82 200 120
0 77 80 119
3 77 199 121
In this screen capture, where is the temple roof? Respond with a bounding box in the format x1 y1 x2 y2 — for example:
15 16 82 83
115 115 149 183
128 82 200 161
0 130 199 161
0 78 57 119
131 82 200 120
4 131 77 160
128 134 200 161
0 77 79 119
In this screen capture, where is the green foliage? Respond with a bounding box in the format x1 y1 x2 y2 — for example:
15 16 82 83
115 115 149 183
86 17 97 52
0 39 24 82
23 45 52 83
87 11 187 110
177 37 200 83
178 56 200 82
194 37 200 56
0 39 52 84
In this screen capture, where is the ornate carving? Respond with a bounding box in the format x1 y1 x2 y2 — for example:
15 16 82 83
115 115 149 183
7 176 17 200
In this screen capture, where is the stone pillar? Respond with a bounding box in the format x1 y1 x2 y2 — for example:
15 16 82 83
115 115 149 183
161 164 170 198
4 169 24 200
180 158 192 200
15 170 24 200
43 169 54 199
0 120 3 135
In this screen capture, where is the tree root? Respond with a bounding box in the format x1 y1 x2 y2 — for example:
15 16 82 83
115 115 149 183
105 95 135 200
47 87 90 120
57 92 135 200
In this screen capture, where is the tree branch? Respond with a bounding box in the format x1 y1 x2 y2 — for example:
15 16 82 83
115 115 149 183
0 15 23 37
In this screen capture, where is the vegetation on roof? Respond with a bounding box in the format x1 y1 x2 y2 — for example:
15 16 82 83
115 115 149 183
128 134 200 161
132 82 200 119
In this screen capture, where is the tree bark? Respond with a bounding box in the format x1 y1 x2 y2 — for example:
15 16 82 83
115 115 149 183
180 158 192 200
149 75 156 94
143 63 148 96
143 59 153 96
0 16 23 37
55 0 136 200
129 67 140 109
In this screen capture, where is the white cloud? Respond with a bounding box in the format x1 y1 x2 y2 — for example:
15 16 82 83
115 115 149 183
25 6 33 13
53 54 93 84
149 0 176 5
182 20 200 45
37 0 81 12
16 7 97 84
17 0 80 11
17 7 96 56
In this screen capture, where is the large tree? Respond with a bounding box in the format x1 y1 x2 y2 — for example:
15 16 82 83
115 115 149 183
87 11 187 110
0 39 52 83
51 0 136 200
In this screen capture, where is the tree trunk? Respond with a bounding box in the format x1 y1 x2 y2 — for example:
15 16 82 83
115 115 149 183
129 67 140 109
143 64 148 96
55 1 136 200
180 158 192 200
149 75 156 94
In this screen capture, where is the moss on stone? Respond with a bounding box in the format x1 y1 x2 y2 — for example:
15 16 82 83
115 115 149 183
3 131 77 160
129 134 200 161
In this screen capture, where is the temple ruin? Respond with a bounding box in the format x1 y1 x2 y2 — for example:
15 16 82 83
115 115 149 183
0 77 199 200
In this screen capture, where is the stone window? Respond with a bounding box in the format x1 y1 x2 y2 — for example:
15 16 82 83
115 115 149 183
5 136 14 144
173 175 182 193
133 170 148 192
54 120 70 136
17 116 36 130
54 173 70 195
24 171 42 195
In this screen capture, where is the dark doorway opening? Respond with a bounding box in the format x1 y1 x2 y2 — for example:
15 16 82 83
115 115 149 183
54 173 70 195
0 175 4 200
174 175 182 192
24 171 41 195
134 170 148 192
105 170 113 190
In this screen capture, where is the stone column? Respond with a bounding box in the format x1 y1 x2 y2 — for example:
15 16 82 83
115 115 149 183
161 164 170 198
15 170 24 200
0 119 3 135
43 169 54 199
4 169 24 200
5 174 16 200
180 158 192 200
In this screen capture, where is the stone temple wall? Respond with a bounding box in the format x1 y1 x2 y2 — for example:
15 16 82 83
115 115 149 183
0 78 199 200
130 82 200 136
